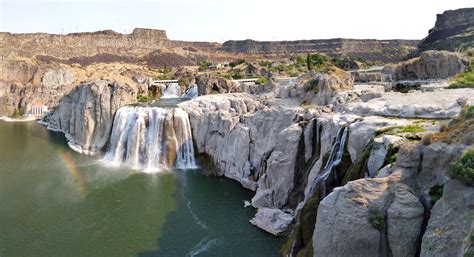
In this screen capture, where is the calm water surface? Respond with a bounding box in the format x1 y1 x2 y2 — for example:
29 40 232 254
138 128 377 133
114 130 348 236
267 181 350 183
0 121 283 257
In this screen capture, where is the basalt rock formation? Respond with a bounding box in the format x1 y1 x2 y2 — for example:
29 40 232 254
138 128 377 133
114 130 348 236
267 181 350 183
47 80 138 154
418 8 474 52
0 28 169 59
221 39 419 62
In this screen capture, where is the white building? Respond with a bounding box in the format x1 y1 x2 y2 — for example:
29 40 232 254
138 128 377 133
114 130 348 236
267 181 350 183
28 105 48 117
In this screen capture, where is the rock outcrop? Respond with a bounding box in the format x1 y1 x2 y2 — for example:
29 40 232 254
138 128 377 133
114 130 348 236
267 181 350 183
312 175 424 257
47 80 138 154
277 69 355 106
195 74 238 95
418 8 474 52
393 50 469 80
420 179 474 257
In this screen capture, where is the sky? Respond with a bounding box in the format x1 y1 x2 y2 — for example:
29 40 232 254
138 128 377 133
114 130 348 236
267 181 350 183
0 0 472 42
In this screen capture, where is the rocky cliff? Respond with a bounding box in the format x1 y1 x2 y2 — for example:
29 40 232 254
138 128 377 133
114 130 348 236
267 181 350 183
393 50 469 80
0 28 169 59
47 80 138 154
221 39 419 62
418 8 474 52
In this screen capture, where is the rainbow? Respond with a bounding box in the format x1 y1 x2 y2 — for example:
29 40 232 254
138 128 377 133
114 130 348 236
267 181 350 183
58 149 87 197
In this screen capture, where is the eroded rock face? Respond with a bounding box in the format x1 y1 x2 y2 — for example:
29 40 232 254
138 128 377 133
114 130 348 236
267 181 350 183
418 8 474 52
393 50 469 80
47 80 137 154
312 174 424 257
421 179 474 257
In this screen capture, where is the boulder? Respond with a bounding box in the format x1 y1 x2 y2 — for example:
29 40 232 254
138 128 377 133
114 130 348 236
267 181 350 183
313 174 424 257
249 208 293 236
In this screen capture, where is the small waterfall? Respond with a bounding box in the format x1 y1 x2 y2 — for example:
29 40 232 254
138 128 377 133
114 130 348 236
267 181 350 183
103 106 196 171
306 125 348 200
182 85 198 99
161 83 181 98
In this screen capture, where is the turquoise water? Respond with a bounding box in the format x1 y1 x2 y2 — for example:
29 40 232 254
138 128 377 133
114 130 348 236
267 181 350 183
0 121 283 257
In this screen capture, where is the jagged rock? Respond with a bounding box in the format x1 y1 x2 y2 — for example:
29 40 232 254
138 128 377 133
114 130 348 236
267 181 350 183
47 80 138 154
367 135 405 177
421 179 474 257
418 142 465 193
312 174 424 257
393 51 469 80
195 74 238 95
251 123 303 208
249 208 293 236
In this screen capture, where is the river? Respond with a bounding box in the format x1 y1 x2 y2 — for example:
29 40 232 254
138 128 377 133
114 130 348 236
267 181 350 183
0 121 283 257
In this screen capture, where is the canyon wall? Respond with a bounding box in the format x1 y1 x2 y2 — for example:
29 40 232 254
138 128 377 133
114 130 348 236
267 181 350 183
0 28 169 59
418 7 474 52
220 39 419 62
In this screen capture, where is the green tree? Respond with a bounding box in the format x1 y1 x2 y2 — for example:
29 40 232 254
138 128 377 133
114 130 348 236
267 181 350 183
306 53 313 70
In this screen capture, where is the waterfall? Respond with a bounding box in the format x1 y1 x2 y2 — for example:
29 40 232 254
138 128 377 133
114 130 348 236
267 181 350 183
103 106 196 171
161 83 181 98
182 85 198 99
305 125 348 200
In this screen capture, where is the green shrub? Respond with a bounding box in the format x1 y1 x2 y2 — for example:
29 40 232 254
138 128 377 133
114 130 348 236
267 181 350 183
229 59 246 68
197 60 212 71
461 105 474 119
429 184 444 205
448 149 474 186
256 76 269 85
368 206 386 230
259 60 272 68
447 64 474 89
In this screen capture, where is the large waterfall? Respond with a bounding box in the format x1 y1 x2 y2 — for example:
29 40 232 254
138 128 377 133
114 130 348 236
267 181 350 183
103 106 196 171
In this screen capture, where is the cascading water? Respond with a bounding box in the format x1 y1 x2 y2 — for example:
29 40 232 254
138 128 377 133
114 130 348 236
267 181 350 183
182 85 198 99
305 125 348 201
161 83 181 98
103 106 196 171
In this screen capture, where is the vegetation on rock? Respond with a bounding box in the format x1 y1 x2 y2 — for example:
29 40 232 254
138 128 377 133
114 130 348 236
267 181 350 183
429 184 444 205
447 64 474 89
368 206 386 230
448 149 474 186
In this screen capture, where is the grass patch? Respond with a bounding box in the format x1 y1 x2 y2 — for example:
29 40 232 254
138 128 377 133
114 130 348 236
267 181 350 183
448 149 474 187
137 95 154 103
368 206 386 230
376 124 425 136
447 64 474 89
